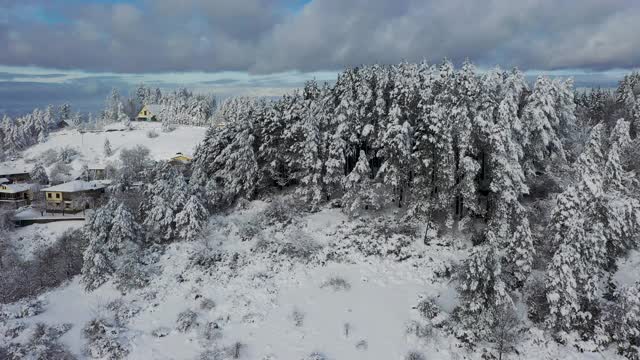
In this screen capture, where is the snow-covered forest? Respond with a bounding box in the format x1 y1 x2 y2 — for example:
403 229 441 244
1 60 640 360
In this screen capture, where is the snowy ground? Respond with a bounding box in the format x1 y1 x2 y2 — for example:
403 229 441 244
0 200 629 360
1 122 206 179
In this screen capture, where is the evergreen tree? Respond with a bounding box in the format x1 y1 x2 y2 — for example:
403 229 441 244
104 138 113 157
342 150 380 216
376 103 412 207
30 163 49 185
176 195 208 241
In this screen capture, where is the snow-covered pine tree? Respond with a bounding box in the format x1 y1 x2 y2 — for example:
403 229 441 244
81 200 118 290
293 83 327 209
522 76 565 176
80 164 90 181
140 163 188 242
104 138 113 157
376 103 412 207
451 60 481 224
30 163 49 185
175 195 208 241
342 150 380 216
324 126 349 200
457 230 514 338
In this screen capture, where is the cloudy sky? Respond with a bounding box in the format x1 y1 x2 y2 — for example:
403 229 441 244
1 0 638 115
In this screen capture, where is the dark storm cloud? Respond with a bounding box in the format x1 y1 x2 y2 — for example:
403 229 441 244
1 0 640 73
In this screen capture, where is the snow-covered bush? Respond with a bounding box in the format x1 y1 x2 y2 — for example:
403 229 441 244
1 322 74 360
406 320 433 339
291 308 304 327
200 298 216 311
107 299 141 327
304 352 328 360
161 121 177 133
279 228 320 261
58 145 79 163
176 310 199 333
262 197 297 226
325 218 415 261
146 129 159 138
321 277 351 291
416 297 441 320
405 351 426 360
83 318 129 360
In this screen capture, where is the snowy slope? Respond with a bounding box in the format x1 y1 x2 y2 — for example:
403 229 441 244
1 199 629 360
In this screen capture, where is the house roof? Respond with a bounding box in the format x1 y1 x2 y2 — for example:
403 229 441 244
0 164 32 176
0 178 9 184
144 104 165 115
170 152 192 163
0 183 34 194
42 180 111 193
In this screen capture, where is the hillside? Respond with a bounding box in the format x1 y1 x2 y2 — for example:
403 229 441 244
1 122 206 180
1 197 630 360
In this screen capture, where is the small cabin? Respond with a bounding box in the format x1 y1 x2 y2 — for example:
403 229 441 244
136 104 164 121
42 180 111 213
0 183 34 207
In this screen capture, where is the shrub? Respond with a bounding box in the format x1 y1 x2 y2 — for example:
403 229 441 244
291 309 304 327
416 297 440 320
200 298 216 311
176 310 198 333
321 276 351 291
162 122 177 133
405 351 426 360
304 352 328 360
355 340 368 350
58 146 80 164
406 320 433 339
279 228 320 261
146 129 159 138
83 318 129 360
263 198 296 226
114 257 150 291
2 323 75 360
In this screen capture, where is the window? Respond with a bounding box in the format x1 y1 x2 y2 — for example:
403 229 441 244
55 193 60 199
47 193 52 199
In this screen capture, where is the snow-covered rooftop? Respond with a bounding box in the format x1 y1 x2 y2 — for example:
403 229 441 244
41 180 111 193
0 178 9 184
145 104 165 114
0 183 35 193
0 164 32 176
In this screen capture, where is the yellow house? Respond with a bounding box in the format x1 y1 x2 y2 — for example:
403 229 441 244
42 180 110 213
136 104 164 121
0 183 34 207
